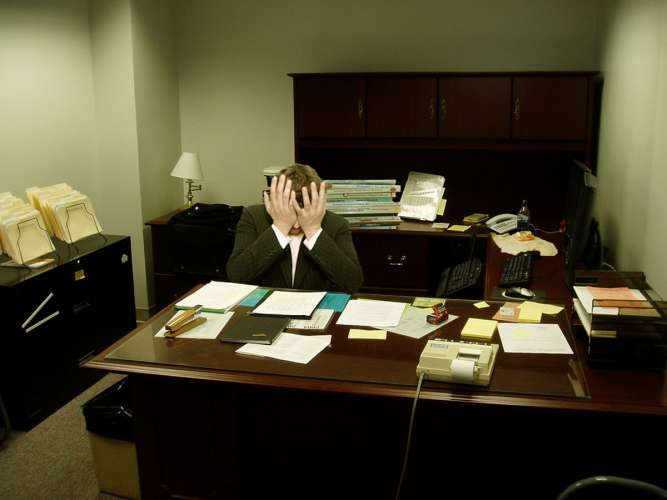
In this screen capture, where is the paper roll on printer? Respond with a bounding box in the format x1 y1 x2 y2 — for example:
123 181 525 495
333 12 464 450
416 340 499 386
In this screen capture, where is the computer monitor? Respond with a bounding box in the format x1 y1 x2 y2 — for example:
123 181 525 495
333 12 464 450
564 160 599 287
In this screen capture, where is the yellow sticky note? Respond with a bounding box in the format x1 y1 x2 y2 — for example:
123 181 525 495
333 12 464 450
461 318 497 341
437 199 447 215
431 222 449 230
413 297 444 308
518 302 564 315
349 329 387 340
474 301 490 309
517 303 542 323
448 224 471 232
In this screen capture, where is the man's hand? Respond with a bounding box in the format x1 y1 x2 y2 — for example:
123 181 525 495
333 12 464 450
293 181 326 239
264 175 297 236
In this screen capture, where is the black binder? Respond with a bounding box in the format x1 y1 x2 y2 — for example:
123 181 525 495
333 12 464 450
217 314 289 345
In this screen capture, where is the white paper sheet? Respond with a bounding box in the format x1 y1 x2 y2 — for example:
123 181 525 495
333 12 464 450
176 281 257 312
377 306 458 339
252 290 326 317
236 333 331 364
155 311 234 339
336 299 407 328
287 309 335 330
497 323 573 354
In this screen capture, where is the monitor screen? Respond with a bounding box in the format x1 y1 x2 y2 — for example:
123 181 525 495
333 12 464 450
564 160 598 287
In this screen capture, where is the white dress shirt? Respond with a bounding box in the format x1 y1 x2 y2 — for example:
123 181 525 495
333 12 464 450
271 225 323 286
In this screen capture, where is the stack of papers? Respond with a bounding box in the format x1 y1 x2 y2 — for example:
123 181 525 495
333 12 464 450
287 309 335 330
27 184 102 243
236 333 331 364
398 172 445 222
252 290 326 317
382 306 458 339
176 281 257 313
0 192 55 264
573 286 645 315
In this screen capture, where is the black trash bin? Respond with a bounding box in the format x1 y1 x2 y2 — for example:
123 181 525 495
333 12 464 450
83 379 140 499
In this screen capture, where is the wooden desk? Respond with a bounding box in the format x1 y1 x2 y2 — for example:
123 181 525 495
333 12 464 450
88 288 666 499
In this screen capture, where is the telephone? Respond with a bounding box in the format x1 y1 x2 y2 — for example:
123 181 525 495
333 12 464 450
486 213 518 234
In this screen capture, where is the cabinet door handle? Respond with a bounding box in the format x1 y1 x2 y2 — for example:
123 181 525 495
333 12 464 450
358 98 364 121
428 97 435 121
513 97 521 121
440 97 447 121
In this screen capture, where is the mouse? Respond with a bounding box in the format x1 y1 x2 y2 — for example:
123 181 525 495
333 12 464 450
504 286 535 299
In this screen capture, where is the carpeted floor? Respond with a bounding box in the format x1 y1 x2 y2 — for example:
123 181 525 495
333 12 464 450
0 373 128 500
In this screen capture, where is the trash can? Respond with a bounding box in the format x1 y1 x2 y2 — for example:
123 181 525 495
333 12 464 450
83 379 140 499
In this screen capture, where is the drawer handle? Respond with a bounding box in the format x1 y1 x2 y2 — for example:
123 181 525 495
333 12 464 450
387 255 407 266
24 310 60 334
513 97 521 121
22 292 54 329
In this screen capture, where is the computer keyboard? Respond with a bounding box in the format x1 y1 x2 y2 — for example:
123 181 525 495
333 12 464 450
498 251 535 287
436 258 483 297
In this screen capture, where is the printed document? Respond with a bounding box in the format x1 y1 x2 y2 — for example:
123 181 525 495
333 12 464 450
236 333 331 364
497 323 573 354
337 299 407 328
287 309 335 330
381 306 458 339
252 290 326 317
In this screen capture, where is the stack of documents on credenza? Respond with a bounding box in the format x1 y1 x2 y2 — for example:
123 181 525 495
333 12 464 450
27 184 102 243
572 283 667 369
0 192 55 264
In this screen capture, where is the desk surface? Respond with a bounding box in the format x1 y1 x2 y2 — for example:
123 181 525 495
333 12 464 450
89 294 667 417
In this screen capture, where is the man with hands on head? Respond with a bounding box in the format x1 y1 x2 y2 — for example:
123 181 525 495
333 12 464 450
226 164 363 294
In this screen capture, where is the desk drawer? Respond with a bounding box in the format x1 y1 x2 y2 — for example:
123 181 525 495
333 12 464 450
354 235 429 289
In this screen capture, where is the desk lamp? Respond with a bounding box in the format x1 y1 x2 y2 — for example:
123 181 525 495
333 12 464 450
171 152 204 208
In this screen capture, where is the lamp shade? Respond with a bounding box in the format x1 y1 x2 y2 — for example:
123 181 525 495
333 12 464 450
171 152 203 180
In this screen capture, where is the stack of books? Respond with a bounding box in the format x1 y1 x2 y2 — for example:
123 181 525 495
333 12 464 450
0 191 55 264
324 179 402 229
572 271 667 369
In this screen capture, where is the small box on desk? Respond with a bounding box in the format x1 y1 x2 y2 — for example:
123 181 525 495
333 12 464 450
572 271 667 369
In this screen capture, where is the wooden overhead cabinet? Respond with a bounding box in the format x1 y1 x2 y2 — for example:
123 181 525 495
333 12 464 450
294 77 366 138
511 76 589 140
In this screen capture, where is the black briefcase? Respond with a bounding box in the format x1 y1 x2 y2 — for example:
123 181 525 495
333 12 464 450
167 203 243 278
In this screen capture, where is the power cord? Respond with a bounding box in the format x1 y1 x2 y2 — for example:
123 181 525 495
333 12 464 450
395 372 425 500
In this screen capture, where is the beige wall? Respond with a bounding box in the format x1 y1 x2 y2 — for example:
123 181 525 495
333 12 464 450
0 0 97 196
596 0 667 296
175 0 602 207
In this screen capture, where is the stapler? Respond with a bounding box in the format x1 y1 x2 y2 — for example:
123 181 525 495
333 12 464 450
426 303 449 325
165 305 206 338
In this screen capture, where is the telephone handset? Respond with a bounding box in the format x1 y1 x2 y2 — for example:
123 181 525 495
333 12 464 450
486 214 518 234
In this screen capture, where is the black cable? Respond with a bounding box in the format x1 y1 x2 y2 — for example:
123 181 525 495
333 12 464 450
395 372 425 500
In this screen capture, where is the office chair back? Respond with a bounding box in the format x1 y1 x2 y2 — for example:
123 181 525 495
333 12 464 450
556 476 667 500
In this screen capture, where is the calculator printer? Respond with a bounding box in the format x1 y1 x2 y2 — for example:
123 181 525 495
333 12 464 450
417 339 499 386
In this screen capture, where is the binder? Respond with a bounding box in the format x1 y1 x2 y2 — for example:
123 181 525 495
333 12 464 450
218 314 289 345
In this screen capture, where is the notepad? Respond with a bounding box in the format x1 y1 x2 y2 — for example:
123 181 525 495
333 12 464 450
448 224 470 232
461 318 497 341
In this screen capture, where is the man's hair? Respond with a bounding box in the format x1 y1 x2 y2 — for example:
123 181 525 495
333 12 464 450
279 164 323 205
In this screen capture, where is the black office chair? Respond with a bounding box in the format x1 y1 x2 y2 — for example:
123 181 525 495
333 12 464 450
556 476 667 500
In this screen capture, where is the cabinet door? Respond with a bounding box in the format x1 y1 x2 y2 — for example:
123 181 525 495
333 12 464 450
294 77 366 138
511 76 588 140
439 77 511 139
367 77 437 138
